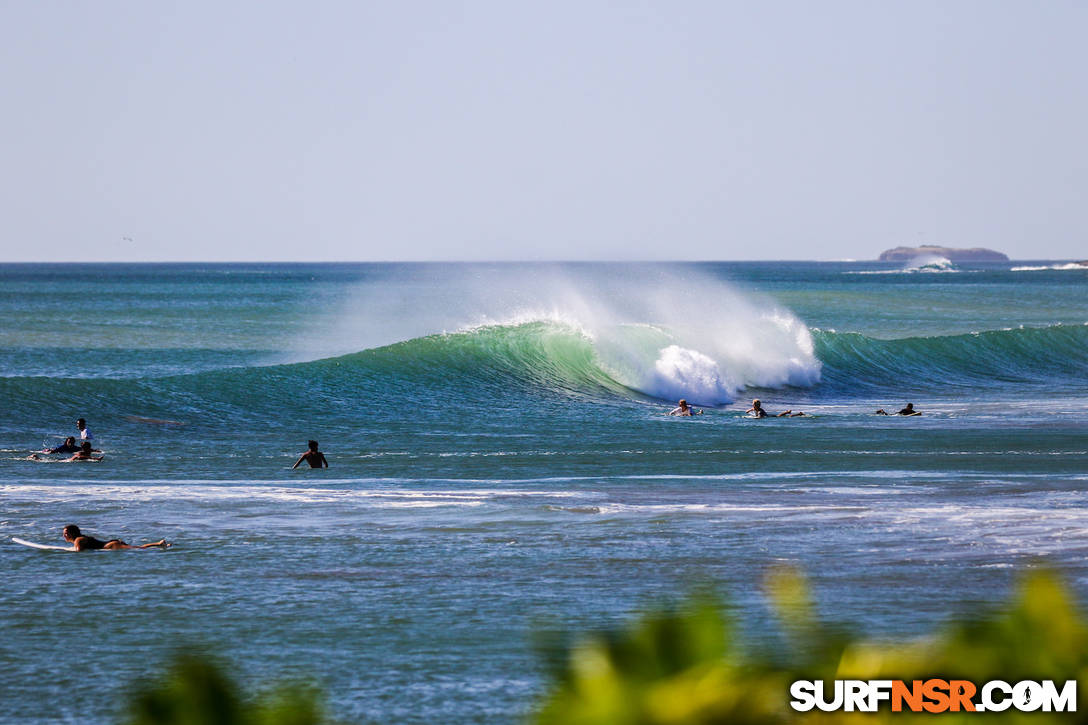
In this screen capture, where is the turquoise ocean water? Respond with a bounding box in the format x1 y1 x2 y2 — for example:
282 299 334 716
1 261 1086 723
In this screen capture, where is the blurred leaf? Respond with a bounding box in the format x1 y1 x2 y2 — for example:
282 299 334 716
125 653 329 725
127 655 243 725
534 569 1088 725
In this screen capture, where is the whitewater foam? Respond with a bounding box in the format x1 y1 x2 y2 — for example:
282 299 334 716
302 265 821 403
847 255 963 275
1011 263 1088 271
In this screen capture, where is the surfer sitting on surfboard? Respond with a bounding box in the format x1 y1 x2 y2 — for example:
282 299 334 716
62 524 169 551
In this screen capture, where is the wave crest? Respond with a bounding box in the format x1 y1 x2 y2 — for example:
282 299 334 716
299 266 823 404
814 323 1088 393
366 314 821 405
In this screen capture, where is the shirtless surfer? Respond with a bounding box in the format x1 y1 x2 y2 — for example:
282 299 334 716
747 399 806 418
66 441 103 462
667 399 703 416
62 524 169 551
292 440 329 468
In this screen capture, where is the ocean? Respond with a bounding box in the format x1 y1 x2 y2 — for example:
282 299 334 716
1 261 1086 723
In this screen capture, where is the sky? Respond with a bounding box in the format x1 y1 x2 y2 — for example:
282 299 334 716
0 1 1084 262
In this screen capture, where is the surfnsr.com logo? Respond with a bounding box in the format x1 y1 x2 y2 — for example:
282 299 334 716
790 679 1076 713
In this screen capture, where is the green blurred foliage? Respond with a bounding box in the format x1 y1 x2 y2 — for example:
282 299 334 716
119 571 1087 724
535 569 1088 724
125 653 329 725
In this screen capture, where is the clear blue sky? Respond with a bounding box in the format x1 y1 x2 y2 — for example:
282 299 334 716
0 1 1084 261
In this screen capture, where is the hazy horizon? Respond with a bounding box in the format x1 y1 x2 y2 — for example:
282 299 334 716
0 255 1080 264
1 1 1085 262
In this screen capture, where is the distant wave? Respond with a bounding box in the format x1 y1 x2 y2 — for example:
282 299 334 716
324 315 821 405
2 323 1085 424
813 323 1088 393
846 255 962 275
286 265 823 406
1010 263 1088 272
0 316 822 423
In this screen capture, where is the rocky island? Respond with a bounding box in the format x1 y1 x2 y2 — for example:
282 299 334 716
878 245 1009 262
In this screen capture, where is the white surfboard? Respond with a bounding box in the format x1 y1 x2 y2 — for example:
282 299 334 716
11 537 74 551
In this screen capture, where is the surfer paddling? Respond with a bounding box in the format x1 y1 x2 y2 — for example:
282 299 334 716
667 399 703 416
27 437 86 460
62 524 169 551
66 441 103 462
292 440 329 469
877 403 921 416
48 436 81 454
747 399 806 418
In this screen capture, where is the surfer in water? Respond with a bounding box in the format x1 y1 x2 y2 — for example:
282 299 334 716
667 399 703 416
47 436 81 454
76 418 93 442
66 441 103 462
292 440 329 468
28 437 102 460
28 437 88 459
747 399 806 418
62 524 169 551
876 403 920 416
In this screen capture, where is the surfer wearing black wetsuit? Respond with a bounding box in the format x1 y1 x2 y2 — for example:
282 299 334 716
292 440 329 469
47 437 81 454
28 436 85 459
896 403 921 416
62 524 169 551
